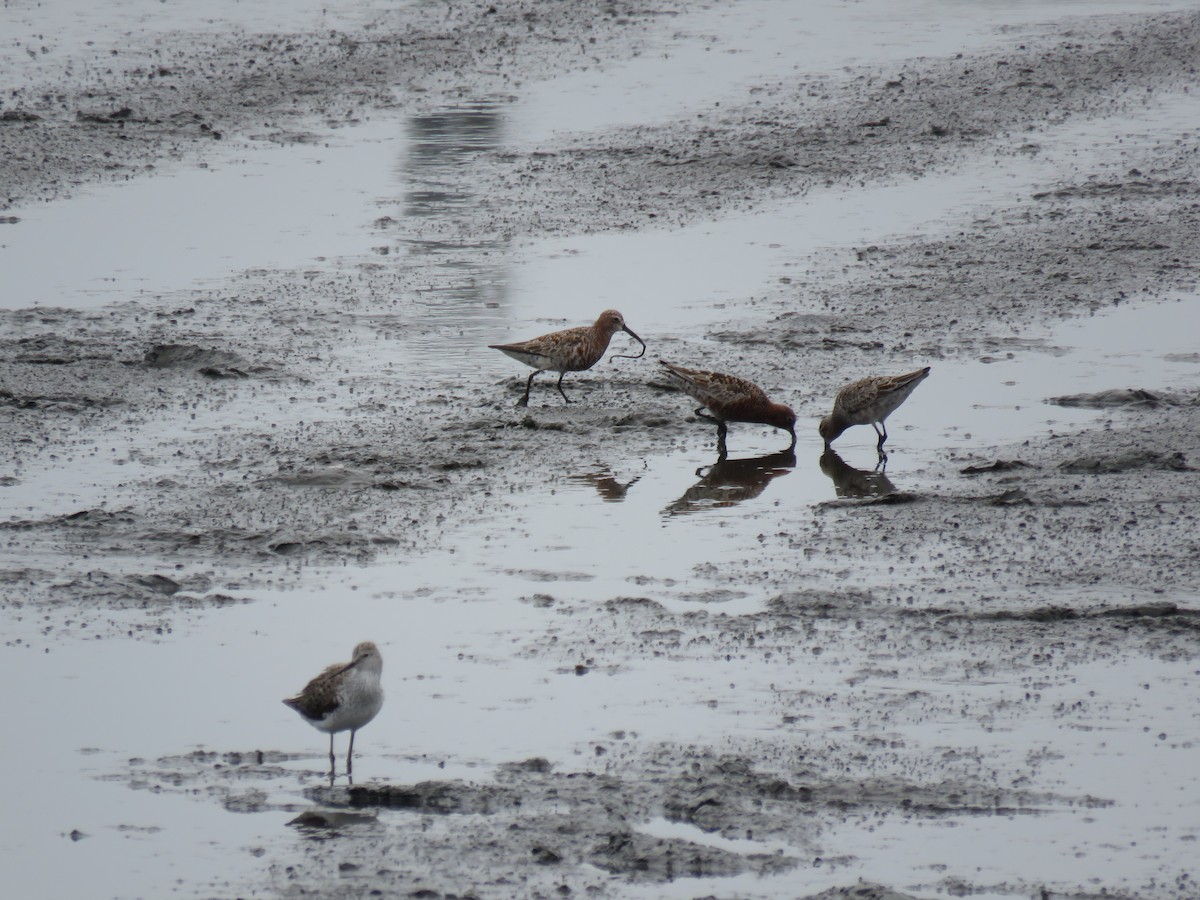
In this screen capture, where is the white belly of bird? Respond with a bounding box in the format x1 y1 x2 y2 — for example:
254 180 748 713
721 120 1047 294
314 671 383 734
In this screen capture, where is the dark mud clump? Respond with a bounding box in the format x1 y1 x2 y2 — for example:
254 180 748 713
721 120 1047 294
141 343 257 378
807 887 921 900
1049 388 1167 409
0 566 252 640
1060 449 1192 474
959 459 1036 476
115 744 1069 896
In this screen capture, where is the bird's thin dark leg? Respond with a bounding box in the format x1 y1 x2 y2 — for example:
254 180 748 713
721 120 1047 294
518 371 538 407
347 730 356 776
555 372 571 404
870 423 889 464
716 421 729 454
328 734 336 778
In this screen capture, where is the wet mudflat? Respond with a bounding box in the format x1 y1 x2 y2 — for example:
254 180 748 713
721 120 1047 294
2 0 1200 897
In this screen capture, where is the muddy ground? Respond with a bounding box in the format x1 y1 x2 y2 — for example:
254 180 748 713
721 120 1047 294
2 1 1200 898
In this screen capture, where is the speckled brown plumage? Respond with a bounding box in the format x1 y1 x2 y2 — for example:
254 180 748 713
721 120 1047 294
659 359 796 450
819 366 931 454
490 309 646 406
284 641 384 778
284 661 350 721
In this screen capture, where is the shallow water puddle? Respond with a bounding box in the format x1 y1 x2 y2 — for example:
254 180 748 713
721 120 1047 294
7 8 1198 323
883 293 1200 456
392 101 517 357
0 551 802 896
816 661 1200 897
0 637 300 897
0 117 403 308
487 292 1200 523
8 556 1196 896
476 86 1200 382
2 324 1193 896
618 654 1200 898
511 0 1190 144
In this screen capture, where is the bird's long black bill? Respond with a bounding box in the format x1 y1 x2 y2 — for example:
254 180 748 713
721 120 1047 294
609 326 647 362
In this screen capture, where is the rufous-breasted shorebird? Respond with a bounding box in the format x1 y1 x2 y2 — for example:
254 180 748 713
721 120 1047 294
490 309 646 406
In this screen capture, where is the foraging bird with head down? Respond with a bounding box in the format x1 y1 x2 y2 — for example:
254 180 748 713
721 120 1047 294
819 367 931 457
490 309 646 407
658 359 797 451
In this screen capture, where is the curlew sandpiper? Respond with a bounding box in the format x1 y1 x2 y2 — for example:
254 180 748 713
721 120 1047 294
659 359 797 450
490 309 646 406
819 367 930 456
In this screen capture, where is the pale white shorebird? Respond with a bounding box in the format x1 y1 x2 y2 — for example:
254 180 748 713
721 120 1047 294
283 641 383 777
819 367 931 457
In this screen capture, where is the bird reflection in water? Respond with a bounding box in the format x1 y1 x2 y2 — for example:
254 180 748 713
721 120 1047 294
568 468 643 502
663 448 796 516
819 448 897 499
